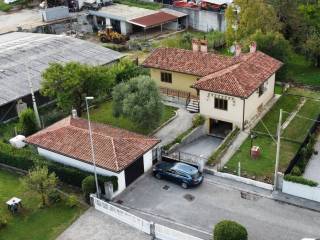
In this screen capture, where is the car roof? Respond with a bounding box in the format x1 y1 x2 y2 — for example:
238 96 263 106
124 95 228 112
171 162 198 174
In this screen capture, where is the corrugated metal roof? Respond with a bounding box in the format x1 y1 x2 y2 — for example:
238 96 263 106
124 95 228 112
0 32 123 107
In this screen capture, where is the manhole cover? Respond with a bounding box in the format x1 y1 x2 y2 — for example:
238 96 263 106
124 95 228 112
116 200 123 204
240 192 261 201
184 194 195 202
163 185 170 190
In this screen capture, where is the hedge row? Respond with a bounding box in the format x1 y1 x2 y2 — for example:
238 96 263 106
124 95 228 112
0 141 118 191
284 174 318 187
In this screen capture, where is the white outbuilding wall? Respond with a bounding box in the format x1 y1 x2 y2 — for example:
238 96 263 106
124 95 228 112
37 147 154 197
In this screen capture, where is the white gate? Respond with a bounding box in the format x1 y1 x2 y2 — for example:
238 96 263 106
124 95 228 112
155 223 203 240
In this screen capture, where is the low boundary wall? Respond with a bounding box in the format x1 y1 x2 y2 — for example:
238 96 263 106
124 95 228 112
282 180 320 203
92 195 203 240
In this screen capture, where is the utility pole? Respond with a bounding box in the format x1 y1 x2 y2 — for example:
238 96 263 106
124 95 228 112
85 96 100 199
25 63 41 129
274 109 283 190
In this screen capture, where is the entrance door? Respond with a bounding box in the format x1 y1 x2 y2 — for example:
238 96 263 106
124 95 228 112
124 156 144 187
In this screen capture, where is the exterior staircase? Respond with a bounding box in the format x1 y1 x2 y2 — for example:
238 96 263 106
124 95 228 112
186 99 200 113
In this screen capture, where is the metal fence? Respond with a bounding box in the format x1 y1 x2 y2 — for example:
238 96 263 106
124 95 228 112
92 195 203 240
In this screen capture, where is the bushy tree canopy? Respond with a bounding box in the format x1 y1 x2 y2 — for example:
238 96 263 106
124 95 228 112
112 75 163 131
18 108 38 136
23 166 58 207
225 0 280 45
41 62 115 116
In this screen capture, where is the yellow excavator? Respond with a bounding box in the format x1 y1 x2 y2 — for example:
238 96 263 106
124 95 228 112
98 26 128 44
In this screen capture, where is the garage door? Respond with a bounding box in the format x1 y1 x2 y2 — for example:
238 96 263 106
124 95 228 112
124 156 144 187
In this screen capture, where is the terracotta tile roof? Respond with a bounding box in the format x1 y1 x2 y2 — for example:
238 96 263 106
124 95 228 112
26 117 160 172
193 51 283 97
142 48 242 76
129 12 177 28
143 47 283 97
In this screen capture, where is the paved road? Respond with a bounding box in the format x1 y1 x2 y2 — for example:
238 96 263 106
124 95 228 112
304 136 320 184
57 208 152 240
155 103 194 146
114 173 320 240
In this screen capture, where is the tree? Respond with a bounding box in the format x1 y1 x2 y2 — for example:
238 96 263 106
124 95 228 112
305 32 320 67
112 75 163 131
246 30 293 80
225 0 281 45
41 62 114 116
18 108 38 136
23 166 58 207
81 176 96 202
213 220 248 240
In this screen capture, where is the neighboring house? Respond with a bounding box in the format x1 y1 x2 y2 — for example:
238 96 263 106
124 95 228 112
0 32 122 123
25 116 160 197
143 41 282 136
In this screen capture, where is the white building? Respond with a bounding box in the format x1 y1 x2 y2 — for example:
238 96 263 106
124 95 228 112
26 116 160 197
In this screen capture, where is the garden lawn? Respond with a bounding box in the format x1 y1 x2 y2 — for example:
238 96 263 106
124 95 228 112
225 88 320 182
224 135 299 183
288 54 320 86
89 101 177 135
113 0 162 10
0 169 86 240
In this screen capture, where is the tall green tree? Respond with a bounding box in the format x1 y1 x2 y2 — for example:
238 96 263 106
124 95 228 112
112 75 163 131
41 62 114 116
246 30 292 80
23 166 58 207
225 0 281 45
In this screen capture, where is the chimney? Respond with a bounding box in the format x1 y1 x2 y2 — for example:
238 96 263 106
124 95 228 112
250 41 257 53
200 39 208 53
235 43 242 57
71 109 78 118
192 39 200 52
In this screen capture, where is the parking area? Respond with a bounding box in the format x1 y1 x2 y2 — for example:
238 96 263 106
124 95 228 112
304 136 320 184
176 135 222 159
114 172 320 240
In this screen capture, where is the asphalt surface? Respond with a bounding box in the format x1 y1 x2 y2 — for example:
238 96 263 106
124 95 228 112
114 172 320 240
57 208 152 240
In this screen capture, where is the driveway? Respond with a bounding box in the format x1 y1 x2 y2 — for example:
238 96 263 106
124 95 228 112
57 208 151 240
176 135 222 158
114 173 320 240
304 136 320 184
155 103 194 146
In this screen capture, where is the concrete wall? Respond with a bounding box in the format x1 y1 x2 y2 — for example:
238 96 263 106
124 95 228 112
282 180 320 203
37 147 126 196
150 68 199 96
168 6 225 32
143 149 153 172
163 21 179 31
244 74 275 124
120 21 132 35
41 6 70 22
199 90 244 129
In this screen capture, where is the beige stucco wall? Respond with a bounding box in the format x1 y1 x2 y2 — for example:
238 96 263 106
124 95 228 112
244 74 275 124
199 73 275 130
199 90 244 129
150 68 199 96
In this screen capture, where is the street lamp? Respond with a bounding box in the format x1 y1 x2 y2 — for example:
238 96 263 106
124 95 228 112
85 96 100 198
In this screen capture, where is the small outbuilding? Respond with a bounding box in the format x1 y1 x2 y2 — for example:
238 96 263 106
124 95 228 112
25 116 160 197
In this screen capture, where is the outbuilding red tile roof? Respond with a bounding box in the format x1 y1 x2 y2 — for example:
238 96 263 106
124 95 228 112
129 12 178 28
143 47 283 98
26 117 160 172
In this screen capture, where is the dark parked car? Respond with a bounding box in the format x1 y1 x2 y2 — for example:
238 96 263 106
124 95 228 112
153 162 203 189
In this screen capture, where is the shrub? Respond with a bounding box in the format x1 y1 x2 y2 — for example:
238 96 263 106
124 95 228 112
18 108 38 136
192 114 205 128
66 195 78 208
48 190 61 204
291 166 302 176
0 216 8 229
82 176 96 202
214 220 248 240
284 175 318 187
0 142 118 191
